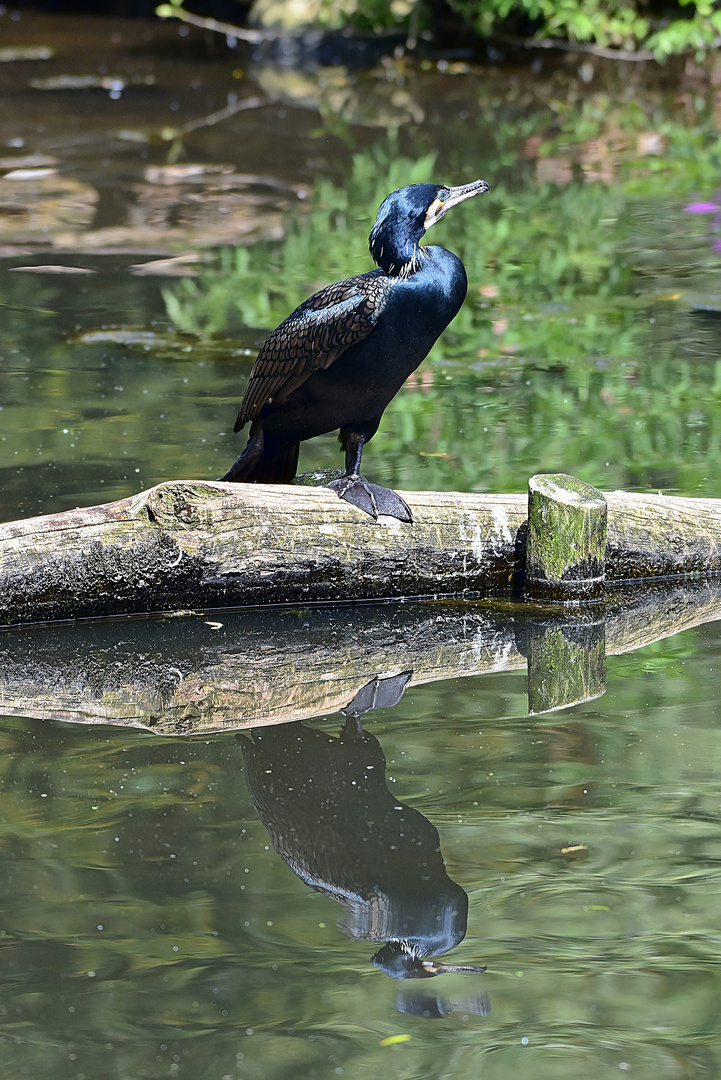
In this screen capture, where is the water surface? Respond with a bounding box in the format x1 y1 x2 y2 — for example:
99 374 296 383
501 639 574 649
1 11 721 1079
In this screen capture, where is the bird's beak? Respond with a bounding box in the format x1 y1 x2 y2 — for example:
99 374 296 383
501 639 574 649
420 960 488 975
424 179 489 229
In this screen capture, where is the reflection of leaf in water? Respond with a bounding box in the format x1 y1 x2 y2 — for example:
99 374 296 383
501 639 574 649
0 45 52 61
77 329 183 348
3 166 56 180
0 300 58 315
9 265 95 274
29 74 154 90
0 172 97 243
71 325 256 362
0 154 56 169
130 254 206 278
681 290 721 313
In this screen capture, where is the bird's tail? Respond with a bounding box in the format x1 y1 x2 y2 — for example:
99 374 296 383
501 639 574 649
219 442 299 484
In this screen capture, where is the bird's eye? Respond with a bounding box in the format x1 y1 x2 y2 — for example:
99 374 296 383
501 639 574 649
437 192 447 203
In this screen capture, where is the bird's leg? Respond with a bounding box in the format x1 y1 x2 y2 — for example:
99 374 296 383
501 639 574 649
341 713 365 738
333 432 367 496
218 423 264 482
325 431 413 523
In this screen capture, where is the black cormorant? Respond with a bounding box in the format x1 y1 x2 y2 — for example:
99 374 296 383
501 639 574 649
219 179 489 522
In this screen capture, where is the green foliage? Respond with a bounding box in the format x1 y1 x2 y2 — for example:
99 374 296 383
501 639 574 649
646 6 721 59
156 103 721 495
159 0 721 59
452 0 650 49
449 0 721 58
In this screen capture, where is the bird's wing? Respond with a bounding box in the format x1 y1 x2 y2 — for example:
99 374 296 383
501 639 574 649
234 272 388 431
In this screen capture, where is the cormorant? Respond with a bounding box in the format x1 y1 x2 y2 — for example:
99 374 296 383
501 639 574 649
219 179 489 522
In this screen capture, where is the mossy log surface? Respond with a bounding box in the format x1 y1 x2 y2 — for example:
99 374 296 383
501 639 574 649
0 480 527 625
2 480 721 625
1 580 720 732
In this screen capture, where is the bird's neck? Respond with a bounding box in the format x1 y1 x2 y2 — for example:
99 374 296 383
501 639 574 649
370 231 427 278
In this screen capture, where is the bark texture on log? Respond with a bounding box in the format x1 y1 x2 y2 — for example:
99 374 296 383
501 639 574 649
2 480 721 625
605 491 721 578
0 481 526 624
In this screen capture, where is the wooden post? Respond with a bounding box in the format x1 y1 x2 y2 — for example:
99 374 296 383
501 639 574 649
525 474 607 602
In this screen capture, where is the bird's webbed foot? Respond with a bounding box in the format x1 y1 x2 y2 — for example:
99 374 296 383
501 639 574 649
326 474 413 523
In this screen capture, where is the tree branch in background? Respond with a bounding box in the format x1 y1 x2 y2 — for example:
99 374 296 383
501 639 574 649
156 3 271 42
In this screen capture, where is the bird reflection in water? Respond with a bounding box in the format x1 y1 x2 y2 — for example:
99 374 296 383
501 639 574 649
396 989 490 1019
239 672 487 986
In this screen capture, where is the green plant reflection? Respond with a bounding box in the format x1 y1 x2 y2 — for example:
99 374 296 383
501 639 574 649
2 615 721 1078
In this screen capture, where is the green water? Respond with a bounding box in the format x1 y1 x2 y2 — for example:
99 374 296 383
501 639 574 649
2 619 721 1079
2 11 721 1079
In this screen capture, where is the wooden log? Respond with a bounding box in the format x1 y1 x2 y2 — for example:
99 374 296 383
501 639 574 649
3 479 721 625
0 481 527 625
1 579 720 731
526 473 607 601
604 490 721 578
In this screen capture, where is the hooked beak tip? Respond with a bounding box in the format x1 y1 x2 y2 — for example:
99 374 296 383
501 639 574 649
424 178 489 230
446 179 490 208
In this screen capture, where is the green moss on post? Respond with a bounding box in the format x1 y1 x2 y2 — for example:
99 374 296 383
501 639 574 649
526 619 606 714
526 474 607 602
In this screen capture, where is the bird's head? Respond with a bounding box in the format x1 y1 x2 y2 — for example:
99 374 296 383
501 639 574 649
368 180 489 277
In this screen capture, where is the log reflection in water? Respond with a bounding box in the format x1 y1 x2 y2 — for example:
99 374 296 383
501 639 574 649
2 580 721 728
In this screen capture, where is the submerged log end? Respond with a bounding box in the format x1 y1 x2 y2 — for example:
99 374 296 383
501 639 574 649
525 473 608 602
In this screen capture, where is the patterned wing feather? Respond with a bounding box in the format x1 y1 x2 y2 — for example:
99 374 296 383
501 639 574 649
234 271 390 430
